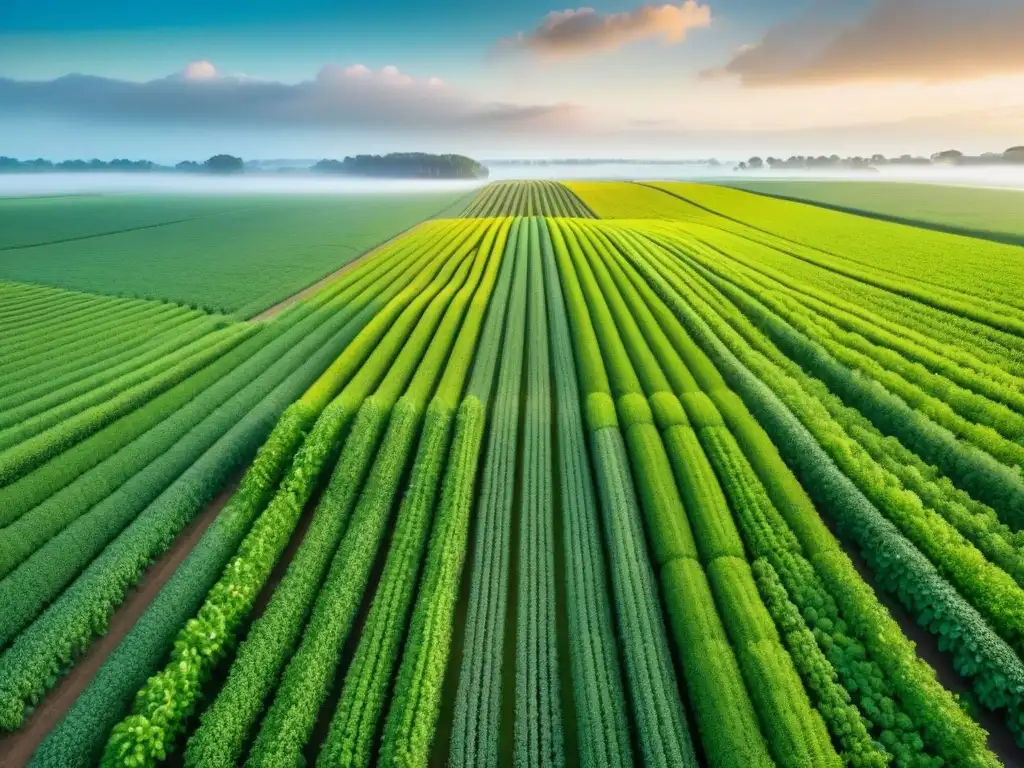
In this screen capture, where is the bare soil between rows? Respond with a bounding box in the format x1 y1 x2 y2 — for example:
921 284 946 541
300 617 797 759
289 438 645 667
0 474 241 768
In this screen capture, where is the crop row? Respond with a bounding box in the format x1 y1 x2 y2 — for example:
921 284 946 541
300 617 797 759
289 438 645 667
71 218 515 768
0 226 451 542
639 225 1024 652
649 182 1024 316
656 231 1024 591
450 218 531 766
214 245 486 767
672 224 1024 421
12 221 477 766
557 218 843 766
513 216 563 768
377 218 522 768
461 180 595 218
566 183 1024 376
8 196 1023 768
101 220 489 766
538 217 633 768
549 219 700 768
660 232 1024 521
594 218 1007 762
315 219 513 768
592 219 1002 764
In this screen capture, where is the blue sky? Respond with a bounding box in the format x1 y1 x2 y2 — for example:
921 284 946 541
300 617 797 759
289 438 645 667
0 0 783 82
1 0 1022 160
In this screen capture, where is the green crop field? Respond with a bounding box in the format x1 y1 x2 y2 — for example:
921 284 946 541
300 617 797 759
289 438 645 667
722 179 1024 245
460 179 595 217
0 193 471 316
0 195 268 250
2 179 1024 768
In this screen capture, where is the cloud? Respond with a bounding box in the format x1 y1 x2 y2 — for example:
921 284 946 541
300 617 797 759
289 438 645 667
496 2 711 58
181 60 218 82
707 0 1024 86
342 64 371 78
0 62 582 135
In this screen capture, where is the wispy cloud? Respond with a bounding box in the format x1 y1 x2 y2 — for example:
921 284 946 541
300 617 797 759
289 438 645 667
0 62 583 134
706 0 1024 86
496 2 712 59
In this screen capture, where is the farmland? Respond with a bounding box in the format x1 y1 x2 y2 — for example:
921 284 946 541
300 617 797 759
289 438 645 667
722 180 1024 246
0 193 472 316
461 180 595 218
1 179 1024 768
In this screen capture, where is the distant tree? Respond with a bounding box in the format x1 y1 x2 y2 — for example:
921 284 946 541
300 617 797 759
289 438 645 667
204 154 244 174
311 159 345 173
1005 146 1024 163
904 155 931 165
931 149 964 163
871 153 887 164
105 158 156 172
747 156 763 169
736 161 748 171
176 161 202 172
311 152 487 179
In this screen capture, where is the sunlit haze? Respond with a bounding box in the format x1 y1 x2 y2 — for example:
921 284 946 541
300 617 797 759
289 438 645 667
3 0 1023 160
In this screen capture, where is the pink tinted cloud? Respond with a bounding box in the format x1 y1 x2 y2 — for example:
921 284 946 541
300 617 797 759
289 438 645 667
181 61 218 81
498 2 712 58
707 0 1024 86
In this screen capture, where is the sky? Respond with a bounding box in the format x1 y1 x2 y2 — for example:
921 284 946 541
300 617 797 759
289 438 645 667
1 0 1023 160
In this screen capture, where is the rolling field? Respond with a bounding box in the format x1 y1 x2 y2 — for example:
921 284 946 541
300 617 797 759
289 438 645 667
2 179 1024 768
0 192 472 316
722 180 1024 246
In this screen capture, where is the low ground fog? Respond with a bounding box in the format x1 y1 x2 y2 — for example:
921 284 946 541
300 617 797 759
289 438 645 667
3 163 1024 197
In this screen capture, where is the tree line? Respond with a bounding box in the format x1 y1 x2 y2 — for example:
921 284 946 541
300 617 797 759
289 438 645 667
311 153 487 179
736 146 1024 171
0 152 487 179
0 154 244 174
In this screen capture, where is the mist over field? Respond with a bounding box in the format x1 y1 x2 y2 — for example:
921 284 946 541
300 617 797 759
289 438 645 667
0 166 703 198
0 173 486 198
490 163 1024 188
4 161 1024 198
724 164 1024 191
